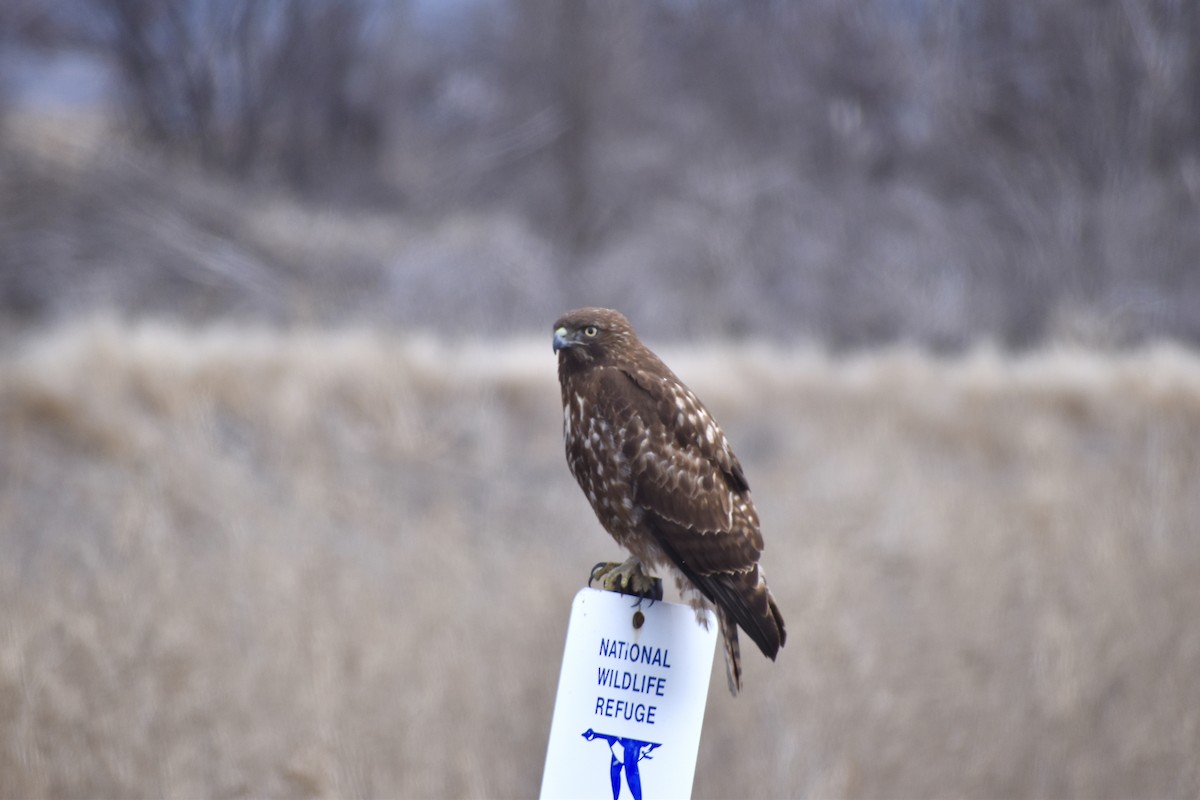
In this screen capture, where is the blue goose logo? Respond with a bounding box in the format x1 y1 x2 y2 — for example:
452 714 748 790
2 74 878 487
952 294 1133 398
581 729 662 800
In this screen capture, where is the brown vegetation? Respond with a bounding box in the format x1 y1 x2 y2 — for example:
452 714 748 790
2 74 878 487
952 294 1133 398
2 322 1198 798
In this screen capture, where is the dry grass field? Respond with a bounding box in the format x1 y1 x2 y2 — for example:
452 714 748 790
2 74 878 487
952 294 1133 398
1 320 1199 798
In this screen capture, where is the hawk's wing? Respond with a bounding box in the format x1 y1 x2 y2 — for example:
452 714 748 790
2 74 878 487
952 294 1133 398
621 364 755 540
617 365 784 662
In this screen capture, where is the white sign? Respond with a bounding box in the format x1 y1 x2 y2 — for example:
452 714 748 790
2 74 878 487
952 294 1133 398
540 588 718 800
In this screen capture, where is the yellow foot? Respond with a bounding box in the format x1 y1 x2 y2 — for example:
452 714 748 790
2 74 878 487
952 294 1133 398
589 558 663 601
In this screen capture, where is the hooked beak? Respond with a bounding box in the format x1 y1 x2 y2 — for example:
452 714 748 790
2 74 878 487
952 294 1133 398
552 326 576 353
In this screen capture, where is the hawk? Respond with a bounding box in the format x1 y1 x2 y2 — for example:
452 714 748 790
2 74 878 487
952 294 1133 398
553 307 785 694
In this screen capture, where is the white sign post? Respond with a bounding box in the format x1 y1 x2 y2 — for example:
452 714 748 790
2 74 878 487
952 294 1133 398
540 588 718 800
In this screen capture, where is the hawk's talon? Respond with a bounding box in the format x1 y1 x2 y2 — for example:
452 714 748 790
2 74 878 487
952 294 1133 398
589 561 616 588
588 558 663 602
630 594 659 609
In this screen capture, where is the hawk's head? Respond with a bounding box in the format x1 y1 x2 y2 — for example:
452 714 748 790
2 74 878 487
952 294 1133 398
552 307 637 366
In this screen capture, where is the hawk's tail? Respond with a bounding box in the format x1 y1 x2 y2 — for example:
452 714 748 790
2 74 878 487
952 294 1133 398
706 568 786 659
717 578 786 696
650 526 786 693
719 607 743 696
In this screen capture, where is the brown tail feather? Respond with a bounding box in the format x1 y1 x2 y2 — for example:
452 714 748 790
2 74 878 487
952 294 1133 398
768 588 787 650
701 569 785 662
718 607 743 696
650 530 786 661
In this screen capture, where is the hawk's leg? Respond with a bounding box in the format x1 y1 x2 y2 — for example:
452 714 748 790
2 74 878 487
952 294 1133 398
589 558 664 602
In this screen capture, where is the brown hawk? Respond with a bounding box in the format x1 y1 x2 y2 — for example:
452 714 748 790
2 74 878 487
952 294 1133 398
553 307 785 694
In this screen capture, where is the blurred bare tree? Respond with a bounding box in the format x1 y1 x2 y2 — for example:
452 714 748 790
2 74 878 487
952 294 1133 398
91 0 394 190
2 0 1199 344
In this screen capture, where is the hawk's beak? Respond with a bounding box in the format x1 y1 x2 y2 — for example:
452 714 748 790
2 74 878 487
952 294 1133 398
552 326 575 353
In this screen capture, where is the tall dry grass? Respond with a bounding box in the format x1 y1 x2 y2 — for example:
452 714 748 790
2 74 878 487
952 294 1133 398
1 321 1199 798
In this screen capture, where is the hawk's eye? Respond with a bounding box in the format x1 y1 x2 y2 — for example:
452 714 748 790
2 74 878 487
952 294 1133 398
584 325 599 337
